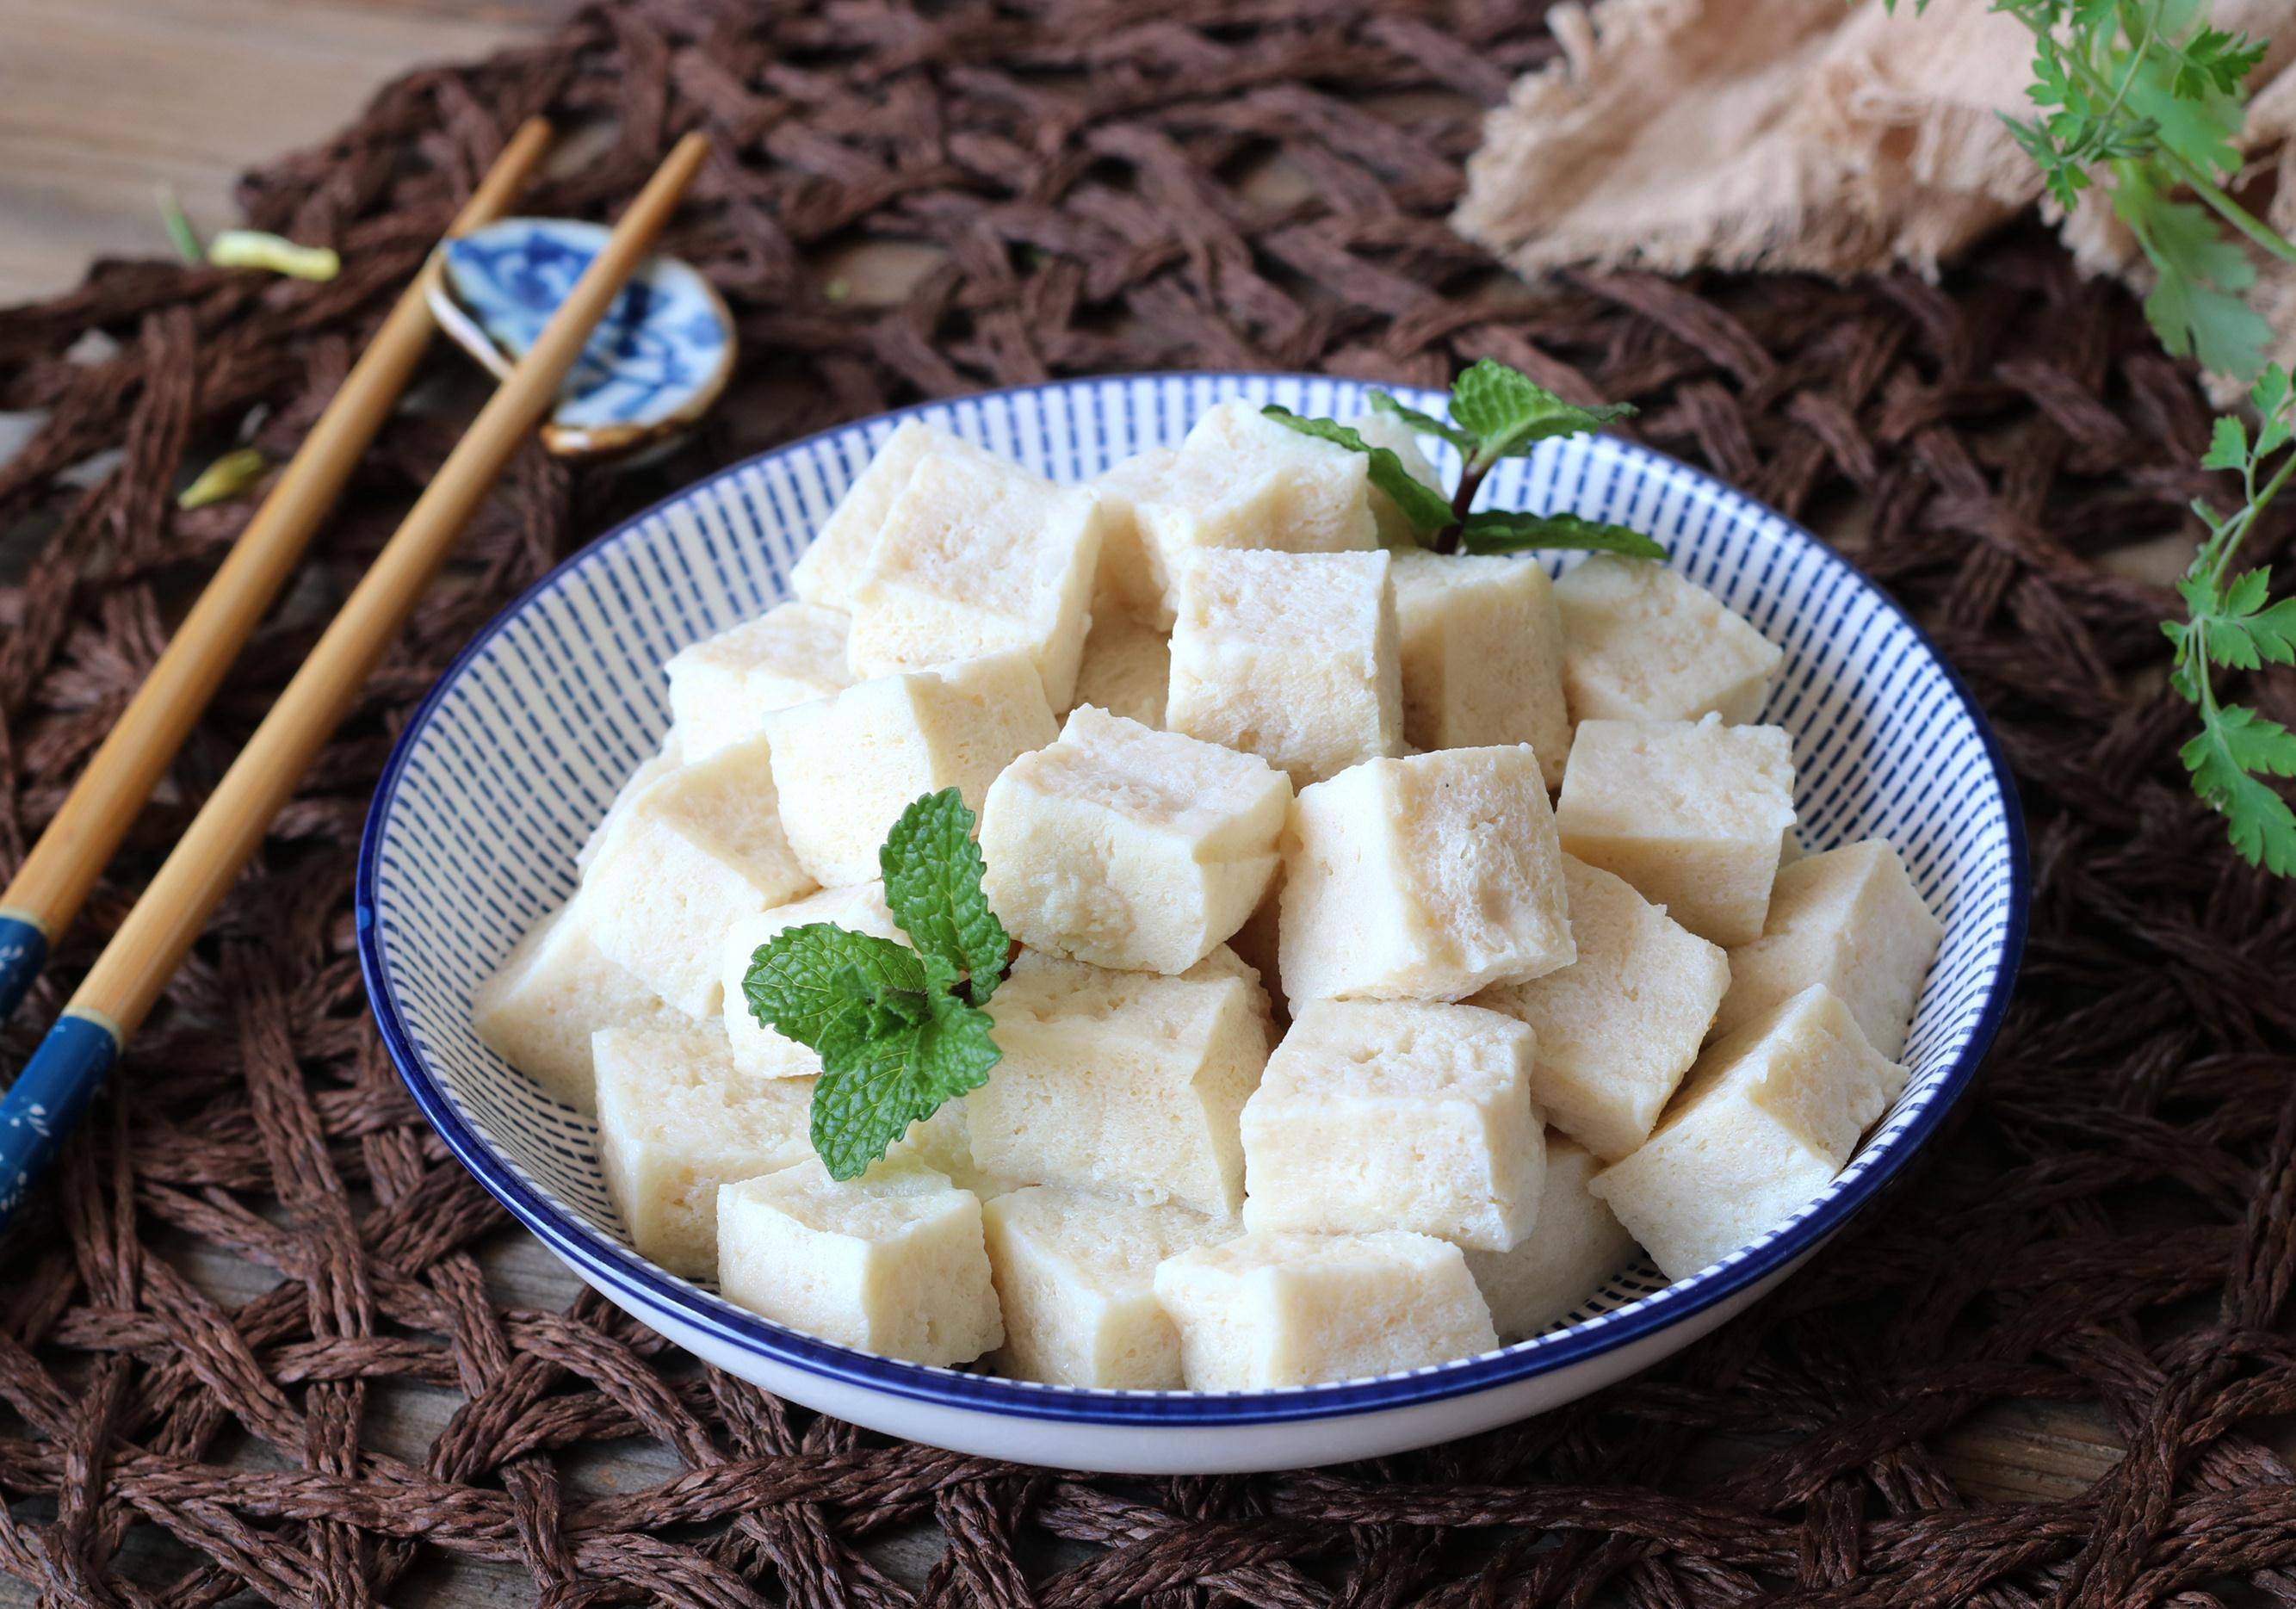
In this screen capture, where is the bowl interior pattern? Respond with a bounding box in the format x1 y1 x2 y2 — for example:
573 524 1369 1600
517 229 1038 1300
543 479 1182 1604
358 372 2024 1424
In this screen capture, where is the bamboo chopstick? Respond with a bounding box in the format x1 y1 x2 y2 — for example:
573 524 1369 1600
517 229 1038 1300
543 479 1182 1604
0 117 556 1028
0 131 714 1220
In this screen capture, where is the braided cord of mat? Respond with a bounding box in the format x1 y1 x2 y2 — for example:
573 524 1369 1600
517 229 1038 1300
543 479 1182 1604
0 3 2292 1605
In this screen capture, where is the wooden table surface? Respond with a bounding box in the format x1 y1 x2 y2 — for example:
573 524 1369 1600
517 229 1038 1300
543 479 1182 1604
0 3 2127 1601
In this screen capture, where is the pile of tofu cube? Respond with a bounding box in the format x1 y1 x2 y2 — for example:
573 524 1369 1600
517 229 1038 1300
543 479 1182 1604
473 400 1946 1392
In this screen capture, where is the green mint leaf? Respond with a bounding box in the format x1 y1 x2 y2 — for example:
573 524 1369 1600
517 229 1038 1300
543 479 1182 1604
2183 707 2296 876
808 987 1001 1180
1367 390 1476 451
1261 407 1454 536
743 923 926 1049
1457 509 1667 560
1447 360 1636 462
880 788 1010 1006
2202 416 2250 472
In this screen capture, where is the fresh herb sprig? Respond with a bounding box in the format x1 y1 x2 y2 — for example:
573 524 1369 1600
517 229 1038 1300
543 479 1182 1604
744 789 1008 1179
1264 359 1662 559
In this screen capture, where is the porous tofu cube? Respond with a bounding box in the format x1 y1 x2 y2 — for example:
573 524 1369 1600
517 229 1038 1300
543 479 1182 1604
576 733 681 876
1152 1229 1498 1389
981 706 1292 975
1554 555 1783 727
594 1019 814 1277
764 651 1057 886
1281 746 1575 1004
1227 875 1286 1016
715 1159 1003 1366
1090 403 1378 627
585 734 816 1016
666 603 852 761
472 899 673 1114
721 882 903 1079
1555 715 1796 949
981 1186 1230 1388
789 420 1031 611
1167 549 1402 785
1711 839 1943 1060
969 950 1273 1216
1474 856 1729 1160
1070 610 1171 729
846 450 1105 709
1463 1136 1638 1340
1589 985 1907 1281
1240 999 1543 1251
1389 550 1571 789
1346 412 1444 548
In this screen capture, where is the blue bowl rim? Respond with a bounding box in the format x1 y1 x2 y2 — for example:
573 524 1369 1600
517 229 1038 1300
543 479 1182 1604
356 370 2029 1427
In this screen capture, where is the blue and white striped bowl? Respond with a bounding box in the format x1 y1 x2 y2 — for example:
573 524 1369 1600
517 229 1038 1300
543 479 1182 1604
356 373 2027 1473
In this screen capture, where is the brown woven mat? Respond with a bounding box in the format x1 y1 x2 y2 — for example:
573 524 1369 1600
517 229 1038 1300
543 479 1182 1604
1 2 2293 1604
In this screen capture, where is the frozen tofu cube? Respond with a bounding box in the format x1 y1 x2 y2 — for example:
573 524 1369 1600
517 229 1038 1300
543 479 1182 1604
789 420 1032 611
593 1019 814 1278
666 603 852 761
1474 856 1729 1160
764 651 1057 886
1555 715 1795 949
715 1158 1003 1366
846 450 1105 709
981 706 1292 975
585 734 816 1016
970 950 1273 1216
982 1186 1231 1388
1589 985 1907 1281
1153 1229 1498 1389
1227 874 1286 1015
1389 550 1571 789
1346 412 1444 548
1167 549 1402 785
1281 746 1575 1004
1711 839 1943 1060
1463 1136 1638 1340
473 898 674 1114
1091 404 1379 627
1070 610 1171 729
576 733 681 876
721 882 903 1079
1240 999 1543 1251
1555 556 1783 727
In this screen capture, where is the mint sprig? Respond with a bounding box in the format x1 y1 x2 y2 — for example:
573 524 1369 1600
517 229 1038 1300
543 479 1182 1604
1458 509 1666 561
744 789 1010 1179
1261 408 1457 537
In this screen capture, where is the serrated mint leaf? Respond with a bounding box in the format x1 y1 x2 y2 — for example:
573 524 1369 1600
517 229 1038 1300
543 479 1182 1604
1457 509 1667 560
880 788 1010 1005
1448 360 1636 462
745 924 927 1049
1367 390 1475 451
1262 407 1453 537
2203 415 2249 472
808 987 1002 1180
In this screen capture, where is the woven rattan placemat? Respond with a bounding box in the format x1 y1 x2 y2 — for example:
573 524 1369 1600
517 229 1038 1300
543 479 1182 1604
2 3 2293 1604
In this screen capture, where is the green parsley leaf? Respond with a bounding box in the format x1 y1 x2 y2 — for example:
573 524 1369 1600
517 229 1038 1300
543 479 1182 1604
744 924 927 1048
2202 416 2249 472
809 985 1001 1180
1448 359 1637 463
1457 509 1668 560
2116 169 2271 380
880 788 1010 1006
1261 407 1455 537
2253 366 2293 455
1367 390 1476 451
2182 706 2296 876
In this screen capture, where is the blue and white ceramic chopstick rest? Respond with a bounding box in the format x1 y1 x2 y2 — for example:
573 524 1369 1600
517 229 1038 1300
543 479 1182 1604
428 217 735 458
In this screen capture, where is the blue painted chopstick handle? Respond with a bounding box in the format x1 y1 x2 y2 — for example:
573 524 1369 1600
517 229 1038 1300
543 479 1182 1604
0 1012 119 1222
0 913 48 1029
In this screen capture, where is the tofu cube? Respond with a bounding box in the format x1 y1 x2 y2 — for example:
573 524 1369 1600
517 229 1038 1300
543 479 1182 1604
472 898 674 1114
789 420 1030 611
1555 715 1796 949
1167 549 1402 785
585 734 816 1016
981 1186 1230 1388
1091 403 1378 628
1070 610 1171 729
1281 746 1575 1004
1555 555 1783 727
1346 412 1444 548
1240 999 1543 1251
666 603 852 761
1589 985 1908 1281
576 733 681 876
721 882 903 1079
981 706 1292 975
715 1159 1003 1366
846 450 1105 709
1389 550 1572 789
1474 856 1729 1160
969 950 1273 1216
594 1019 814 1277
764 651 1057 886
1152 1229 1498 1389
1463 1136 1639 1340
1711 839 1944 1060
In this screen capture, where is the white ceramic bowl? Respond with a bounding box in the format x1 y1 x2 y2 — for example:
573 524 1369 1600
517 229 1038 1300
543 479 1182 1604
356 372 2027 1473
